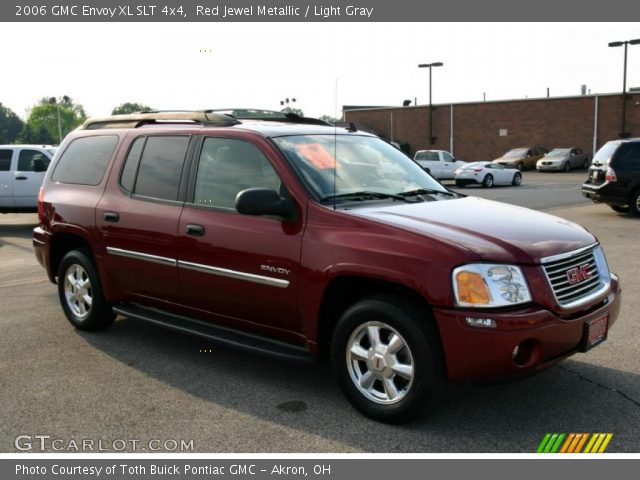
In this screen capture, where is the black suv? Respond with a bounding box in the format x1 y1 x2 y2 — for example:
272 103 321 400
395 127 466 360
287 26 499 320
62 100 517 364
582 138 640 216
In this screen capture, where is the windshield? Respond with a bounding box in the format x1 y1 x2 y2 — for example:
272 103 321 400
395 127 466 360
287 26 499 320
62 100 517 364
505 149 527 157
273 135 449 203
414 151 439 161
592 142 620 165
547 149 571 157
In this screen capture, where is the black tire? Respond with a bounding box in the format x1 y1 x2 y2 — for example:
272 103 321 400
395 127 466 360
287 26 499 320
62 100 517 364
583 159 589 169
57 249 115 331
630 189 640 217
564 162 571 172
482 174 494 188
331 294 444 423
512 172 522 186
609 205 630 214
517 163 524 171
455 180 465 188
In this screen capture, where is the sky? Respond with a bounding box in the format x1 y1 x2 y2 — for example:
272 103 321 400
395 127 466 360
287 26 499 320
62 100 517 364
1 22 639 120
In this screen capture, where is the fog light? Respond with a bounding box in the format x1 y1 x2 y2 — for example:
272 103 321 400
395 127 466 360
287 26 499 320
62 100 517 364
465 317 497 328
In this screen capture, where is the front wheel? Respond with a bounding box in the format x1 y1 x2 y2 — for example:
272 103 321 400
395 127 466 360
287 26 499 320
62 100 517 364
58 249 115 331
564 162 571 172
512 172 522 186
630 190 640 217
331 295 444 423
482 174 494 188
455 180 465 188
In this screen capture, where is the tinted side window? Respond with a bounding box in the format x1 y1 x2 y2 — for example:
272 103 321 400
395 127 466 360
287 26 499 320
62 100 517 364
613 144 640 167
120 137 146 192
134 136 189 201
194 137 281 209
18 150 51 171
0 149 12 171
52 136 119 185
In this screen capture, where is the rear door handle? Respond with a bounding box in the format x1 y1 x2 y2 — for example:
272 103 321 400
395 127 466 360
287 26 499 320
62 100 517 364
15 176 27 180
186 224 205 236
103 212 120 223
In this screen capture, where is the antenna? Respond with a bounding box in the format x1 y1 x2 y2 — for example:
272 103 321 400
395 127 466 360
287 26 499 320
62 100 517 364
333 78 338 211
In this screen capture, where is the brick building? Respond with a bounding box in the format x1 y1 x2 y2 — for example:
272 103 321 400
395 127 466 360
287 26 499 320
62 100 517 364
343 92 640 161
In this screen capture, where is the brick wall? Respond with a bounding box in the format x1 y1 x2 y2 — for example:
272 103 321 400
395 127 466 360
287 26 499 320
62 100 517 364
344 93 640 161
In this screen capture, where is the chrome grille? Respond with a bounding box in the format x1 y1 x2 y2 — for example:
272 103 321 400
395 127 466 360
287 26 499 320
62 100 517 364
542 246 603 307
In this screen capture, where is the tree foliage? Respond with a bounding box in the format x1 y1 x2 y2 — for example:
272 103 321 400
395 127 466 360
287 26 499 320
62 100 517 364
281 107 305 116
319 115 340 124
0 103 24 144
18 96 86 145
112 102 153 115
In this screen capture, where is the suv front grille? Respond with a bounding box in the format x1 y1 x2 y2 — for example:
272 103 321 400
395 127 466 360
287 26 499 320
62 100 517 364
542 246 603 307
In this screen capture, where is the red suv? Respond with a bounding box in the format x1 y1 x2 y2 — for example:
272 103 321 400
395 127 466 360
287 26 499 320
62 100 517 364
33 110 621 423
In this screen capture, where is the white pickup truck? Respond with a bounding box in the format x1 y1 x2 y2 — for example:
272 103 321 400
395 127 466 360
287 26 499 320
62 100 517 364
0 144 56 211
413 150 466 180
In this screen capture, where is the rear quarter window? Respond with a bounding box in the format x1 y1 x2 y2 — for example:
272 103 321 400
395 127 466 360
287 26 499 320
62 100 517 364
612 143 640 167
52 136 119 185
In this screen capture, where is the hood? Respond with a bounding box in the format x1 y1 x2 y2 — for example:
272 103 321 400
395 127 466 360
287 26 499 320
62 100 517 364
348 196 595 264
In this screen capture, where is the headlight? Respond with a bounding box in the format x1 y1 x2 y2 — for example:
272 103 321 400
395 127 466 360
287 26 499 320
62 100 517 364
452 264 532 308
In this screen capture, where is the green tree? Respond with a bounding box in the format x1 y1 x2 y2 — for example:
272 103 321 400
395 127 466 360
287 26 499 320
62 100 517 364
281 107 304 116
112 102 153 115
0 103 24 144
18 96 86 145
319 114 340 124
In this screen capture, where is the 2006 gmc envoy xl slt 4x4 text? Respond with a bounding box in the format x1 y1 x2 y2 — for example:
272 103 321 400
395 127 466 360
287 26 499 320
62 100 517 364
32 110 621 423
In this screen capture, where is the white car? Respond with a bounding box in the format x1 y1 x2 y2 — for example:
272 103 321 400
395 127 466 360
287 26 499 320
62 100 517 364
413 150 466 180
0 144 57 211
454 161 522 188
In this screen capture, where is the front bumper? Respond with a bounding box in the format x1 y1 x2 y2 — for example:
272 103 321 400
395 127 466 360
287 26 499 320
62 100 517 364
433 274 621 381
537 163 564 171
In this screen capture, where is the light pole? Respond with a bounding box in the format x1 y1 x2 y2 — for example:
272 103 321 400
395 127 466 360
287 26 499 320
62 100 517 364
418 62 443 145
609 38 640 138
280 97 297 113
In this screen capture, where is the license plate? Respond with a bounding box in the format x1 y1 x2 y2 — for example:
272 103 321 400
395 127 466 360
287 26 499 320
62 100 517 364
591 171 599 179
580 315 608 352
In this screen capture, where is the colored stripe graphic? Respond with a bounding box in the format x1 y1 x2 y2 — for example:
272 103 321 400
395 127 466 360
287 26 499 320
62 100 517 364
538 433 613 453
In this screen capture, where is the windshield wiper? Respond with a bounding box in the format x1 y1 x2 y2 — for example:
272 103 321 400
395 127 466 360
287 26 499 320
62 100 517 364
321 191 416 203
397 188 458 198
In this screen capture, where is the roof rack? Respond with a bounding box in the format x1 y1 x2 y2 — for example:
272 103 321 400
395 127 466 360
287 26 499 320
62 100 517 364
206 108 330 126
79 109 331 130
79 111 241 130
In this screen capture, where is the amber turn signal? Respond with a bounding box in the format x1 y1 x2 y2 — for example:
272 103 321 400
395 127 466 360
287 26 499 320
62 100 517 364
456 271 491 305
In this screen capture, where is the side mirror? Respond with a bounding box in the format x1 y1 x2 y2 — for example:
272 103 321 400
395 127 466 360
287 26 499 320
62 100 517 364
235 188 297 222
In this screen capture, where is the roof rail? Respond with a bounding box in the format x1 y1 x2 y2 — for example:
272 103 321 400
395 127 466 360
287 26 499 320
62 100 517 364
79 111 240 130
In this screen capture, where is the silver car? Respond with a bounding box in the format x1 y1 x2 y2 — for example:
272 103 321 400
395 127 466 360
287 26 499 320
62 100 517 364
536 147 589 172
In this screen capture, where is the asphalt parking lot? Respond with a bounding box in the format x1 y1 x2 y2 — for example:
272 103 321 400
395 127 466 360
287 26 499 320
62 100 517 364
1 171 638 453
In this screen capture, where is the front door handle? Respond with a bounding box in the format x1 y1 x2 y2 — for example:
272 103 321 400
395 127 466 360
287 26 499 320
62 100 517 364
15 176 27 180
186 224 205 236
103 212 120 223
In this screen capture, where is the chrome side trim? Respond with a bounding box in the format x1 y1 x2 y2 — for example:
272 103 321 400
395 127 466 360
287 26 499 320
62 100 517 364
32 238 45 245
106 247 176 267
539 242 599 264
178 260 289 289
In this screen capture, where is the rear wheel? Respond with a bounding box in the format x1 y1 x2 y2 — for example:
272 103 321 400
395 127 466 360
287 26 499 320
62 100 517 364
455 180 465 188
58 249 115 331
482 174 494 188
331 295 444 423
512 172 522 186
517 163 523 171
583 159 589 169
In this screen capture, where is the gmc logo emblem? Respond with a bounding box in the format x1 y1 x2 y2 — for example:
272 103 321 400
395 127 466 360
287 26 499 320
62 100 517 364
566 264 592 285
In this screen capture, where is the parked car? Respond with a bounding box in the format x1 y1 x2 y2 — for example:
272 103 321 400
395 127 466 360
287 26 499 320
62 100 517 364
493 146 547 171
454 161 522 188
537 148 589 172
413 150 465 179
0 144 56 211
33 110 620 423
582 137 640 216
